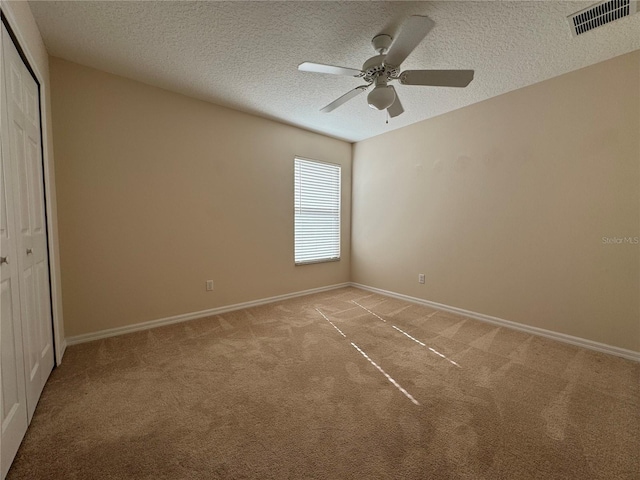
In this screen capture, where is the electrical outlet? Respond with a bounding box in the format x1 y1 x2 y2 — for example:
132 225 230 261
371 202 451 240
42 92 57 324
206 280 214 291
418 274 425 284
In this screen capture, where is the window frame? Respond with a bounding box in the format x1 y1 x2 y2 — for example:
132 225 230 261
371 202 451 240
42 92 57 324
293 156 342 266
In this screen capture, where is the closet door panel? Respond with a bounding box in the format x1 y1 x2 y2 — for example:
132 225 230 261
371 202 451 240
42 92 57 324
1 22 54 430
0 26 29 477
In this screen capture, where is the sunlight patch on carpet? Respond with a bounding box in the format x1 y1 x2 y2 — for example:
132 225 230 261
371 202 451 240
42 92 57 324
391 324 461 369
350 342 420 406
351 301 387 323
352 301 461 368
315 308 347 338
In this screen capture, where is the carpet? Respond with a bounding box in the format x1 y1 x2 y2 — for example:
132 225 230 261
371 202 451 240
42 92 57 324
7 287 640 479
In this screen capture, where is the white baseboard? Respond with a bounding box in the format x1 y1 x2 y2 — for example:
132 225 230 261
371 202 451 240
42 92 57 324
66 282 350 346
65 280 640 362
350 282 640 363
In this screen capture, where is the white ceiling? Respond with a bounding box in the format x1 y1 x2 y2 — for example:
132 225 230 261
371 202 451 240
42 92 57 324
29 1 640 142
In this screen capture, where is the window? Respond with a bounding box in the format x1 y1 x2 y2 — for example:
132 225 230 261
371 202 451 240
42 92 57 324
294 157 341 265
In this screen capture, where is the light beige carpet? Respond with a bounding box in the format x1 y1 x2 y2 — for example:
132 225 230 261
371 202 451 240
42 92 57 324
8 287 640 479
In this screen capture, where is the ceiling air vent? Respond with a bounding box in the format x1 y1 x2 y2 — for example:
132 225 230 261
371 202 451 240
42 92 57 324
568 0 638 36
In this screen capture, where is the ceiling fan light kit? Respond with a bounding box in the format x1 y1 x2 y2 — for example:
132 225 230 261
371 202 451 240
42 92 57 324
298 15 474 119
367 76 396 110
367 86 395 110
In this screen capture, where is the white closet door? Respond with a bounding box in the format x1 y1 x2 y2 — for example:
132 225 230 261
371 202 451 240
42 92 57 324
0 25 29 479
2 26 54 425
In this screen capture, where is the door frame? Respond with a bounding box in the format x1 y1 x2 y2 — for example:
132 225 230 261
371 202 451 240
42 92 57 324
1 7 64 365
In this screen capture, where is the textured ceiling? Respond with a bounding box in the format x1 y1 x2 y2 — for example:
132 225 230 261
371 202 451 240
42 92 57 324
29 1 640 142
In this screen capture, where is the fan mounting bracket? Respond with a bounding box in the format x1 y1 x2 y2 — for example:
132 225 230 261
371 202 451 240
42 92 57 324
371 34 393 54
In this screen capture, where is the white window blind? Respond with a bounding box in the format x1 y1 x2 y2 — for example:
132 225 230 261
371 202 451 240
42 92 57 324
294 158 341 265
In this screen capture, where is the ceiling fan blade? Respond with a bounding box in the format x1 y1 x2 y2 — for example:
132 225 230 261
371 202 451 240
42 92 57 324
387 87 404 118
400 70 475 87
320 86 369 113
298 62 363 77
384 15 435 68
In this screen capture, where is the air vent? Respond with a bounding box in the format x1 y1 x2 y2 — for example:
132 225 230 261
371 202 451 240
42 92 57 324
568 0 638 36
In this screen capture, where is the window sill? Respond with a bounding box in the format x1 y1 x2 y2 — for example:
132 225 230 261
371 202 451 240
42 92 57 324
295 257 341 266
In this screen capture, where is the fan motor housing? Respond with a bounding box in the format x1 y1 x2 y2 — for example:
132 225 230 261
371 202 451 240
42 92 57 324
362 55 400 83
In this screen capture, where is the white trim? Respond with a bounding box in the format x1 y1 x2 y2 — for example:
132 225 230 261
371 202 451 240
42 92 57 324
1 4 65 366
66 283 350 345
64 280 640 361
350 283 640 363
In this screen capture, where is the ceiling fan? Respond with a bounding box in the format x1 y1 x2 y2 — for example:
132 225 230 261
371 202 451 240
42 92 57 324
298 15 474 118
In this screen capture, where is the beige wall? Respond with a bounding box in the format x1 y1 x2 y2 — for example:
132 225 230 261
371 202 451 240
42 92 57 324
50 58 351 337
49 49 640 351
352 51 640 352
2 1 66 361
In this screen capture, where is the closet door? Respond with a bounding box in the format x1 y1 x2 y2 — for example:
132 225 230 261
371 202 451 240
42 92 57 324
0 25 29 479
2 26 54 424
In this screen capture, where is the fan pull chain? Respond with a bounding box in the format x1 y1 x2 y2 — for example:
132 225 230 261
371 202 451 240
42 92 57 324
386 109 389 124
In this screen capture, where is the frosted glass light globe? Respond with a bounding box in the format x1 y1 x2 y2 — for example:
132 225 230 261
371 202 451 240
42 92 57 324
367 85 395 110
